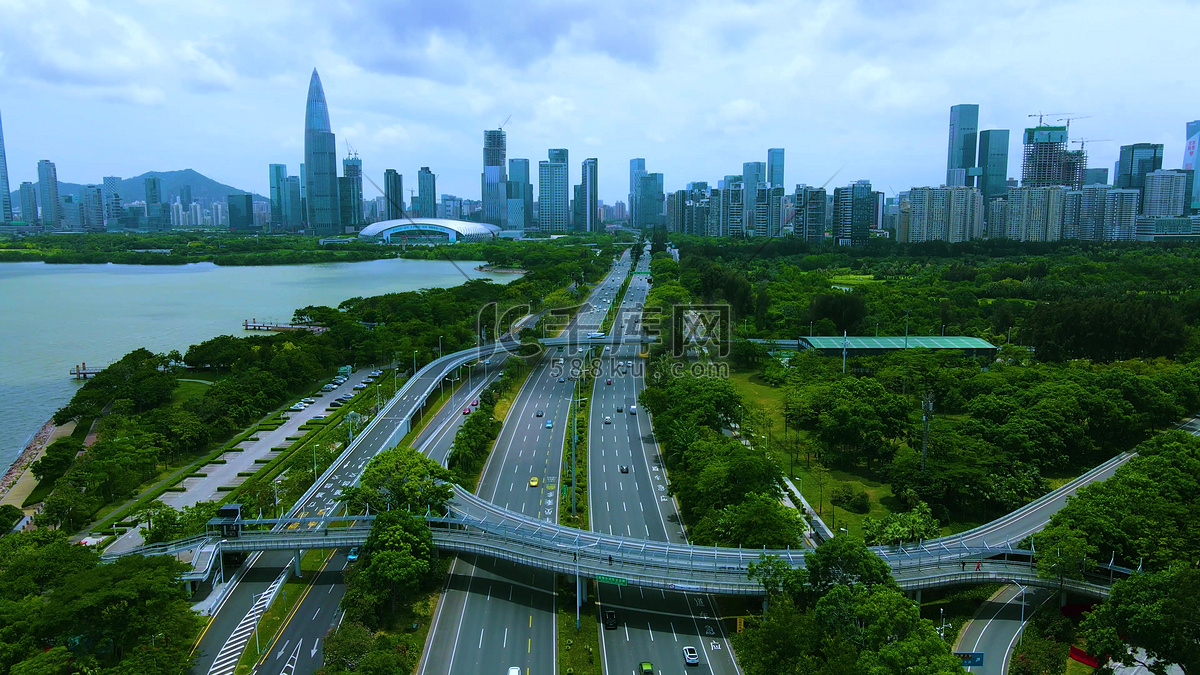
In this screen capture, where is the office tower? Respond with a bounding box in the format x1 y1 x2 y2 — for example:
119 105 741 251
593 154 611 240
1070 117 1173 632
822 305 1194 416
416 167 436 218
581 158 598 232
269 164 287 228
1184 121 1200 211
767 148 785 188
634 173 664 230
339 153 363 230
794 185 827 243
0 109 10 222
1083 168 1108 186
538 153 569 233
482 129 507 227
179 184 192 207
282 176 301 230
573 184 586 231
947 104 980 187
548 148 568 165
19 182 36 224
227 194 254 230
1142 170 1190 217
629 158 647 226
1115 143 1164 213
439 194 463 219
383 169 403 219
37 161 60 228
507 158 532 231
724 179 744 236
145 176 162 207
81 185 104 231
1103 189 1139 241
976 129 1009 201
1021 126 1069 187
742 161 765 229
304 68 340 236
299 163 307 224
832 180 873 246
59 194 81 230
100 176 122 225
1004 186 1065 241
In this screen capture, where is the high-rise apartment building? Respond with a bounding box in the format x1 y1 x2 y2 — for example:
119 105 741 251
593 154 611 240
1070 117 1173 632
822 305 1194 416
507 158 532 231
101 176 122 225
1022 126 1070 187
767 148 784 188
482 129 507 227
416 167 436 218
976 129 1009 202
19 182 36 224
581 158 598 232
832 180 873 246
81 185 104 232
228 193 254 231
0 109 11 222
1142 170 1190 218
538 151 569 233
905 186 983 243
37 160 60 228
1005 186 1065 241
1184 121 1200 212
629 158 647 226
339 153 363 230
1115 143 1164 213
947 105 980 187
1078 183 1110 241
383 169 403 219
793 185 827 243
1103 189 1140 241
269 164 288 228
304 69 340 236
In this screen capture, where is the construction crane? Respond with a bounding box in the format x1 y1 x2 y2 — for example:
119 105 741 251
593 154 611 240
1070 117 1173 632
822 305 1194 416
1072 138 1111 152
498 115 512 131
1029 112 1071 126
1057 115 1092 131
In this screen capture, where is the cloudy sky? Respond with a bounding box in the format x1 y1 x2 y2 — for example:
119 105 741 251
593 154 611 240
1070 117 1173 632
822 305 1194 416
1 0 1197 205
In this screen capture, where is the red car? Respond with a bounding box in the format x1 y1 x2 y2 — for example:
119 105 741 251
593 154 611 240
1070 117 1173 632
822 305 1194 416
606 378 612 385
462 408 471 415
472 399 479 407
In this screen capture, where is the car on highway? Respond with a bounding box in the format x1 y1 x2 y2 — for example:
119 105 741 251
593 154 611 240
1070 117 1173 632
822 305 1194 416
606 378 612 385
347 547 359 562
545 420 553 429
508 668 521 675
629 406 637 415
604 416 611 424
529 476 539 487
484 359 491 365
640 662 653 675
558 377 566 383
472 399 479 407
683 646 699 665
603 610 617 629
619 465 629 473
617 406 624 412
462 408 471 415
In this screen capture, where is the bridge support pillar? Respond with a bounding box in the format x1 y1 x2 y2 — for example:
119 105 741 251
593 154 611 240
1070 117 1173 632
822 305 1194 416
1060 590 1067 607
294 550 303 577
912 589 922 605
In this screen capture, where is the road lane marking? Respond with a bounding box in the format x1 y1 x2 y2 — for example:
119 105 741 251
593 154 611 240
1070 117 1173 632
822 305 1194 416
479 629 484 648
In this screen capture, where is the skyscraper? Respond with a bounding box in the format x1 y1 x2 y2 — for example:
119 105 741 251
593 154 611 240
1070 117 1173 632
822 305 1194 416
976 129 1010 201
228 194 254 231
269 164 288 229
947 105 980 187
629 158 646 226
1184 121 1200 212
283 176 302 230
1005 186 1066 241
81 185 104 231
0 109 11 222
37 160 60 228
101 176 122 225
832 180 873 246
507 158 532 231
581 158 599 232
145 176 162 207
179 184 192 207
1078 184 1110 241
1142 170 1190 218
742 161 765 231
1021 126 1069 187
538 151 569 233
383 169 403 219
482 129 507 227
793 185 827 243
1103 189 1140 241
19 182 36 224
634 173 664 230
304 68 340 236
339 153 363 230
1115 143 1164 212
416 167 436 218
1083 168 1109 186
767 148 785 188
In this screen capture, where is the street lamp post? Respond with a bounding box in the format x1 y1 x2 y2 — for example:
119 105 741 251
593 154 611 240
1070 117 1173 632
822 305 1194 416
904 309 912 349
413 350 418 377
1013 581 1028 645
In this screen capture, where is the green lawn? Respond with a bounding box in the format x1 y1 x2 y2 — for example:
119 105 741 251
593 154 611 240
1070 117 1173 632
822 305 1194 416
171 380 211 407
828 272 882 286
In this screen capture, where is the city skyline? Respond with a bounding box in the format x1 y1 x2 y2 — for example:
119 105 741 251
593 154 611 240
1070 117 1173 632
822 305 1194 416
0 1 1196 207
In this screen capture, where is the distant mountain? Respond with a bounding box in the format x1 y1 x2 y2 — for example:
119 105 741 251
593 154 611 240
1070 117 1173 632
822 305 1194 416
9 169 267 208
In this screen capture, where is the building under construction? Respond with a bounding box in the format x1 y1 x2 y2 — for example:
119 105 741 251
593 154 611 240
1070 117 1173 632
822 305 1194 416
1022 125 1070 187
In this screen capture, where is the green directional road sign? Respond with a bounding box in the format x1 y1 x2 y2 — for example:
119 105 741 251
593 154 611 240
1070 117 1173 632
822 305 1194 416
596 575 628 586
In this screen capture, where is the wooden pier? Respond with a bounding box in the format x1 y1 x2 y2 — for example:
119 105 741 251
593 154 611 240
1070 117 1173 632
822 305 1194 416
70 362 105 379
243 319 328 335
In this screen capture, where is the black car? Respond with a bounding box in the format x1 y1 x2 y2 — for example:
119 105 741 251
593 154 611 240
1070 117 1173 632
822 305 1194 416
536 410 544 417
558 377 566 383
619 465 629 474
603 610 618 629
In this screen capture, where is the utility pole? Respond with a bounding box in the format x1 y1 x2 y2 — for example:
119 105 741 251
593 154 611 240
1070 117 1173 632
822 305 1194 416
904 309 912 349
571 377 578 518
841 330 849 374
921 392 933 472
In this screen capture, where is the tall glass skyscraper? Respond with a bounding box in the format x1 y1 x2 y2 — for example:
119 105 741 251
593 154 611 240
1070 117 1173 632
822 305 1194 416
0 108 11 222
416 167 436 218
339 154 363 230
581 158 598 232
742 161 765 231
976 129 1010 202
539 150 569 233
629 158 646 225
946 104 979 187
37 160 60 228
1183 121 1200 211
304 69 340 236
269 164 288 229
767 148 784 188
383 169 403 219
506 158 532 231
482 129 507 227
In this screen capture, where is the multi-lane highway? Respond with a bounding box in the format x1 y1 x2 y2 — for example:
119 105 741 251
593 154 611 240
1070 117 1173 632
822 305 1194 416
589 250 740 675
419 252 634 675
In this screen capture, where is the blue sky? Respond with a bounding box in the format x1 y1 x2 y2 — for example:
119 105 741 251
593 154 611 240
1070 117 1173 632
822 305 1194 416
0 0 1196 204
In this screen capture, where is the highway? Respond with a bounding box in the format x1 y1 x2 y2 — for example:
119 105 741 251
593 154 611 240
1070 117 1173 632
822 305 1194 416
956 585 1053 675
419 253 633 675
589 249 740 675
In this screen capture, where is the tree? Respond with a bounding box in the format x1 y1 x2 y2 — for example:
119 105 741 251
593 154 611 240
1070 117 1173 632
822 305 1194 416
862 500 941 546
342 510 436 626
1034 523 1096 584
696 493 805 548
322 621 374 672
797 534 897 608
348 446 453 515
1081 567 1200 675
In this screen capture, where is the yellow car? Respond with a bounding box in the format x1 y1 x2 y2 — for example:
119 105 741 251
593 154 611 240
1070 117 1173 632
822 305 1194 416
529 476 539 487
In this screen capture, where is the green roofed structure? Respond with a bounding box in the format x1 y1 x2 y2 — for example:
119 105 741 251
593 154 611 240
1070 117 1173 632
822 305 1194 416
752 336 998 359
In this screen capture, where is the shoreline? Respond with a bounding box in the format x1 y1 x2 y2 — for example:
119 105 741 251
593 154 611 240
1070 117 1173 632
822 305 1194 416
0 419 55 504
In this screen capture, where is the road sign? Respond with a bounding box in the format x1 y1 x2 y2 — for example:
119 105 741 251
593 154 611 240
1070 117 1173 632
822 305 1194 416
596 574 628 586
954 653 984 667
736 617 744 633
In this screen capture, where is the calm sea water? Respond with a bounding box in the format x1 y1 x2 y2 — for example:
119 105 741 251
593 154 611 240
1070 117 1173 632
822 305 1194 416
0 258 510 472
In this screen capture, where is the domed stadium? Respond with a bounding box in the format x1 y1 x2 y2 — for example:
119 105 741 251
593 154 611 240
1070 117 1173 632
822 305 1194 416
357 218 502 244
